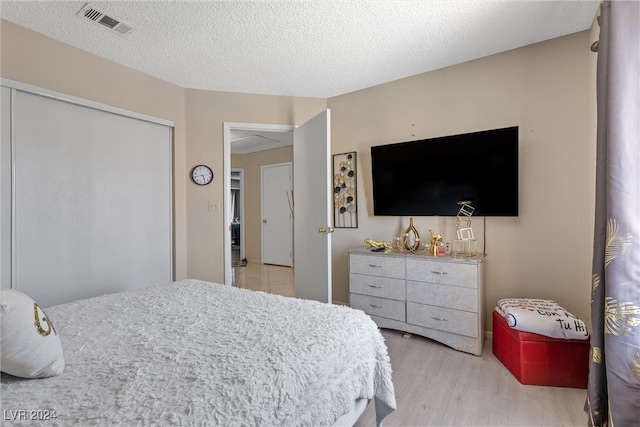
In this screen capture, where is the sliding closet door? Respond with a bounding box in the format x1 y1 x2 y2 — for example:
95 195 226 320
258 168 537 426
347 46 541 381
12 89 173 307
1 86 11 289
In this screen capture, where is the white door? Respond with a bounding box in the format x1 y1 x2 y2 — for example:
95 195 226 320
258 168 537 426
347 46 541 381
7 85 173 307
294 110 332 303
261 163 292 267
1 86 11 288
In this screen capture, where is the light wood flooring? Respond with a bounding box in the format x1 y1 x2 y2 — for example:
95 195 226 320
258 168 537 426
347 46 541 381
232 261 295 297
234 261 588 427
355 330 587 426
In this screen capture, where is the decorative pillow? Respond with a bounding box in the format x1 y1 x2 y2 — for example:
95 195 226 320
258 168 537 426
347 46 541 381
0 289 65 378
495 298 590 340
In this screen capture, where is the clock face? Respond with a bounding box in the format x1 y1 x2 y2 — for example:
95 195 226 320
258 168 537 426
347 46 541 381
191 165 213 185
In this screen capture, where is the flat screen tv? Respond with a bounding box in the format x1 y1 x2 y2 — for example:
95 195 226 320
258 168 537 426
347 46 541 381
371 126 519 216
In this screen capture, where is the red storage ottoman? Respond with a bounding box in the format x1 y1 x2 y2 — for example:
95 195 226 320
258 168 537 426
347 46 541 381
492 310 589 388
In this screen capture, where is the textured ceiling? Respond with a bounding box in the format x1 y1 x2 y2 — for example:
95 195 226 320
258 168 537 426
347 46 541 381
230 129 293 154
1 0 599 98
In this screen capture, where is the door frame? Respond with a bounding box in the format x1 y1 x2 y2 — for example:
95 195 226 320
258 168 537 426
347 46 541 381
230 167 245 263
223 122 295 286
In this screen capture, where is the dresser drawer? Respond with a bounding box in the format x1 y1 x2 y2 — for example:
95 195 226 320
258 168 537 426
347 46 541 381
350 294 405 322
406 258 477 287
348 249 484 356
350 254 405 279
350 273 405 301
406 302 478 338
406 280 477 312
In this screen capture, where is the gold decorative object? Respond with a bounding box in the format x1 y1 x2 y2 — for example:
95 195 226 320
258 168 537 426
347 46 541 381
391 218 428 254
453 201 477 257
333 152 358 228
403 217 420 251
364 238 391 251
429 229 443 257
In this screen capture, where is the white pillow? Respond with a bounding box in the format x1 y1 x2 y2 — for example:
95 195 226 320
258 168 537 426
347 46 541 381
496 298 590 340
1 289 65 378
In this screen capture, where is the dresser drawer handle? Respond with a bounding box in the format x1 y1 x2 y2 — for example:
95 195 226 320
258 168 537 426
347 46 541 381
431 271 448 275
368 264 382 268
369 304 383 309
368 285 382 289
431 317 448 322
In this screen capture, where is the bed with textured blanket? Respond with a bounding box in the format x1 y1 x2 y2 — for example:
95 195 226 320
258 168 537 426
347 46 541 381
1 280 396 426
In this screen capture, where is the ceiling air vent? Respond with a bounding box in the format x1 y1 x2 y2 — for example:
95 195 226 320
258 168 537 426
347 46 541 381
77 3 134 36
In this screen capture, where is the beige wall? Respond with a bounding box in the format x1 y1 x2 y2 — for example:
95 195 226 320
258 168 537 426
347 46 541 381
0 20 189 280
2 19 598 331
329 30 598 326
232 146 293 264
184 89 326 282
1 20 326 285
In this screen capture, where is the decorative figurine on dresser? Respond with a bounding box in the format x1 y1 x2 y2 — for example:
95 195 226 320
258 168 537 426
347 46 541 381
351 217 485 356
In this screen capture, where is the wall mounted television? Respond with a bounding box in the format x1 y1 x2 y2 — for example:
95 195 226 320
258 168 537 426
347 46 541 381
371 126 519 216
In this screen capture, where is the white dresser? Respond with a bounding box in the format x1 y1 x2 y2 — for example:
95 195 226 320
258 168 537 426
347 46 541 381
349 248 485 356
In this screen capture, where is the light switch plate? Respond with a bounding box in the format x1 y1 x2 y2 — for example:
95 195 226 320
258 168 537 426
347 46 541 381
208 200 220 211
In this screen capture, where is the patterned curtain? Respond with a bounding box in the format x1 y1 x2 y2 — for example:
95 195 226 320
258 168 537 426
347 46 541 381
587 1 640 426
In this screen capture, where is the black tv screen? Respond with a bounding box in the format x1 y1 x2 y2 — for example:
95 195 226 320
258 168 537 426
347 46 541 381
371 126 519 216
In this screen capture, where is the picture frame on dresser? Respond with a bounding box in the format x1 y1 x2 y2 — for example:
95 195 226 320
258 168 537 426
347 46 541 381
348 248 485 356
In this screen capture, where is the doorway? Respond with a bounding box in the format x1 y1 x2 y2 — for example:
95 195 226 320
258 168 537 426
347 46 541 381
223 122 295 286
223 111 332 304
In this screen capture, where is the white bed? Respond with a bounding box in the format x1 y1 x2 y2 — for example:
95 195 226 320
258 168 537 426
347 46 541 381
1 280 396 426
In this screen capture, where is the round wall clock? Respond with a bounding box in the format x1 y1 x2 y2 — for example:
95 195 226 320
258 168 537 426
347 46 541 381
190 165 213 186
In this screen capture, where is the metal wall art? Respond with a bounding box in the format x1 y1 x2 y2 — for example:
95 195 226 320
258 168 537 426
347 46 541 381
333 152 358 228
